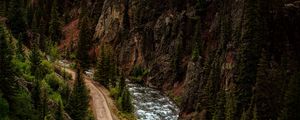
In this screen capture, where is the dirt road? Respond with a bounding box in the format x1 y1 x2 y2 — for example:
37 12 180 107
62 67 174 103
63 67 114 120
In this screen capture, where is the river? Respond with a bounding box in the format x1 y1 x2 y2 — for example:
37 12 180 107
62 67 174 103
127 82 179 120
57 60 180 120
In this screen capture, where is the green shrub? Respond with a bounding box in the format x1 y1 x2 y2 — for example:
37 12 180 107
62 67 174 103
131 65 149 84
110 87 119 99
45 73 64 91
0 92 9 119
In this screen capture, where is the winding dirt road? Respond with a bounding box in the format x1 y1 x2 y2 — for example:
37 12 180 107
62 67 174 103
62 68 114 120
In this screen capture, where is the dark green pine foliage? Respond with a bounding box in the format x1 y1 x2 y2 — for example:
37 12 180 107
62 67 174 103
77 1 91 70
281 72 300 120
0 0 6 16
49 0 61 43
55 99 64 120
118 77 126 97
30 42 42 80
94 46 110 87
109 57 117 87
120 88 133 113
0 25 17 100
8 0 27 41
0 89 9 119
234 0 261 118
66 67 89 120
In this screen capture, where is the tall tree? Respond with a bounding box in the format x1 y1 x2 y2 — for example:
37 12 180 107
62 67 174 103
0 25 17 100
8 0 27 41
94 46 110 87
66 66 89 120
0 0 6 16
30 42 42 80
77 1 91 70
49 0 61 43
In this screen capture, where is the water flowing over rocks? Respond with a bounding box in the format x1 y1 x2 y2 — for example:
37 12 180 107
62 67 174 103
127 83 179 120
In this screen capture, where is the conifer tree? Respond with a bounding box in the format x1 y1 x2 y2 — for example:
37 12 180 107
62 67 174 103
94 46 110 87
235 0 261 118
0 25 17 100
55 99 64 120
66 65 89 120
121 88 133 113
0 1 6 16
49 0 61 43
77 1 91 70
8 0 27 39
281 72 300 120
30 42 42 80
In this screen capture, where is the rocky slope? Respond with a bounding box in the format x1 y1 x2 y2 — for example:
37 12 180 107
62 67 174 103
90 0 300 119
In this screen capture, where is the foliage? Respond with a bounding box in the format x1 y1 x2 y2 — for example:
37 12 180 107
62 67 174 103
281 72 300 120
66 68 89 120
8 0 27 39
11 90 37 120
0 25 17 100
0 92 9 119
94 46 117 88
49 0 61 43
131 65 149 84
77 2 91 70
45 73 63 91
30 43 43 80
49 42 61 62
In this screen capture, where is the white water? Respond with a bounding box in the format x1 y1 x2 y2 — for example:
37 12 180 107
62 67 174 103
58 60 180 120
127 83 180 120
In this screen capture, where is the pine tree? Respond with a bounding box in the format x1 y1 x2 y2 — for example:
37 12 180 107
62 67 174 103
77 1 91 70
66 66 89 120
0 25 17 100
49 0 61 43
281 72 300 120
30 42 42 80
118 76 126 97
94 46 110 87
0 0 6 16
8 0 27 39
235 0 261 118
55 99 64 120
121 88 133 113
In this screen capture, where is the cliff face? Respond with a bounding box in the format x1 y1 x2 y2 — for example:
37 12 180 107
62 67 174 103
93 0 300 119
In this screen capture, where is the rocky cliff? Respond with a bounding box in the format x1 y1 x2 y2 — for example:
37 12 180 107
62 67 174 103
90 0 300 119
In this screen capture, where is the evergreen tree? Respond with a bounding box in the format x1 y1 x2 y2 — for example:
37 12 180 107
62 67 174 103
77 3 91 70
94 46 110 87
0 1 6 16
8 0 27 39
16 34 25 61
49 0 61 43
30 42 42 80
12 90 37 120
55 99 64 120
121 88 133 113
118 76 126 97
66 66 89 120
0 91 9 119
235 0 261 118
0 25 17 100
281 72 300 120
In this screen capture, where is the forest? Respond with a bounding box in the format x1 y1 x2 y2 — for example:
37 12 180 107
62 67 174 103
1 0 300 120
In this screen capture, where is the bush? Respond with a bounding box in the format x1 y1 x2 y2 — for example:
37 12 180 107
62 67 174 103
45 73 64 91
0 92 9 119
131 65 149 84
110 87 119 99
54 66 72 80
38 60 55 79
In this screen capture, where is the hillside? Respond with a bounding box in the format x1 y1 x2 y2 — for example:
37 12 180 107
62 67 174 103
1 0 300 120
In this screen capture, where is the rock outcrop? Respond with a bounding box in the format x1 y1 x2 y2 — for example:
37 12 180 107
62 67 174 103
92 0 300 119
